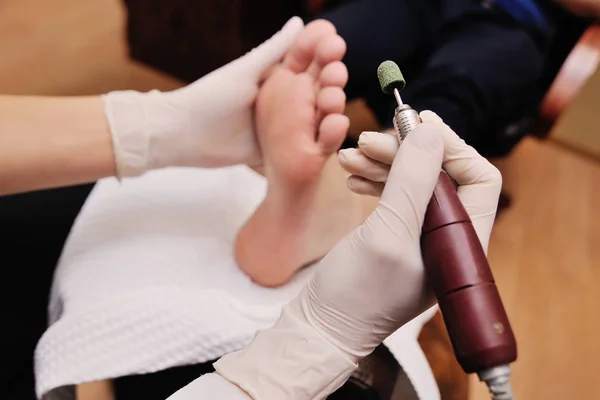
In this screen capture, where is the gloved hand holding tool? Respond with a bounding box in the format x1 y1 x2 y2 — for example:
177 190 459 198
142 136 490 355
204 111 504 399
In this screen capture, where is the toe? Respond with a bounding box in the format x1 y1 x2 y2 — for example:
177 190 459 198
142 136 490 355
319 61 348 88
283 19 336 73
308 35 347 78
318 114 349 154
317 87 346 115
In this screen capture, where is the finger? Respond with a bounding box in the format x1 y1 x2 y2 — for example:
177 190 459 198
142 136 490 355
421 110 499 185
379 122 445 236
338 148 390 183
420 110 502 252
357 131 399 165
347 176 385 197
419 110 444 125
247 17 305 77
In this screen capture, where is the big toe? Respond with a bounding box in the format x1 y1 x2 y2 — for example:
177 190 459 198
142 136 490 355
319 114 349 154
283 19 336 73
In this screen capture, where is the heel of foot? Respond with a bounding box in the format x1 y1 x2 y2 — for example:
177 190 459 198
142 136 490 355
234 222 301 288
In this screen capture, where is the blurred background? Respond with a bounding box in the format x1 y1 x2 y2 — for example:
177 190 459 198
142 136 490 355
1 0 598 399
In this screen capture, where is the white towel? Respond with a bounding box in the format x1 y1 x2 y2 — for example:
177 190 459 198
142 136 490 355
34 166 440 399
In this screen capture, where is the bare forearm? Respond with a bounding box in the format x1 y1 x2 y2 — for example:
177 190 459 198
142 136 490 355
0 95 116 195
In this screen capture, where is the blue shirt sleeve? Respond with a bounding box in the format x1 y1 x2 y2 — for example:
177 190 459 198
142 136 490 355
493 0 550 29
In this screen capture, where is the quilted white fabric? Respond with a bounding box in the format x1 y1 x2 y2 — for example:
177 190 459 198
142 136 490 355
34 165 440 399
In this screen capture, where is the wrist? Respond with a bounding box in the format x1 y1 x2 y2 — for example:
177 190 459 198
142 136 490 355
166 373 254 400
295 280 383 361
103 89 182 178
0 95 116 194
214 300 357 400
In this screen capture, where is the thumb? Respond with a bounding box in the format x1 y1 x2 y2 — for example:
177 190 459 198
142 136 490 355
378 122 444 237
239 16 305 78
419 110 502 253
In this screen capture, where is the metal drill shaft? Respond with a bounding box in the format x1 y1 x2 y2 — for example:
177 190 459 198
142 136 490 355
393 88 403 106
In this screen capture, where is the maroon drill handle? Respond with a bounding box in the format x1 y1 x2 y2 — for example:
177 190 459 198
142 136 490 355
421 172 517 374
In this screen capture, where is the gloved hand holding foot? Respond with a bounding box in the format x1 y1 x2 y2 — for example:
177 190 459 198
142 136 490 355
167 112 502 399
0 17 304 195
104 17 304 177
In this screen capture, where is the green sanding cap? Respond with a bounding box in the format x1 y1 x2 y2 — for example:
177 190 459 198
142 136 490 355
377 60 406 95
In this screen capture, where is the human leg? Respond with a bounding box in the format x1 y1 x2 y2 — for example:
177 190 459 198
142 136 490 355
319 0 444 122
383 12 547 147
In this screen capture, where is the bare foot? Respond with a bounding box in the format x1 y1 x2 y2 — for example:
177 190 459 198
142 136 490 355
235 20 363 287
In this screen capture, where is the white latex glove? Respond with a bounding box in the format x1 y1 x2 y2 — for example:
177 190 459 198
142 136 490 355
102 17 304 178
211 111 502 399
167 373 252 400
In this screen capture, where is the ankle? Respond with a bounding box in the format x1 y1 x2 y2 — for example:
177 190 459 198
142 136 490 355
263 183 321 220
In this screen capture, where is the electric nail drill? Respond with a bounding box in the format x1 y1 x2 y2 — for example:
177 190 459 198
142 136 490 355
376 61 517 400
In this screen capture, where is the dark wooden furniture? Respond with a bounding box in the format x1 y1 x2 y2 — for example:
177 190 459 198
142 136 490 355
122 0 304 83
537 24 600 135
